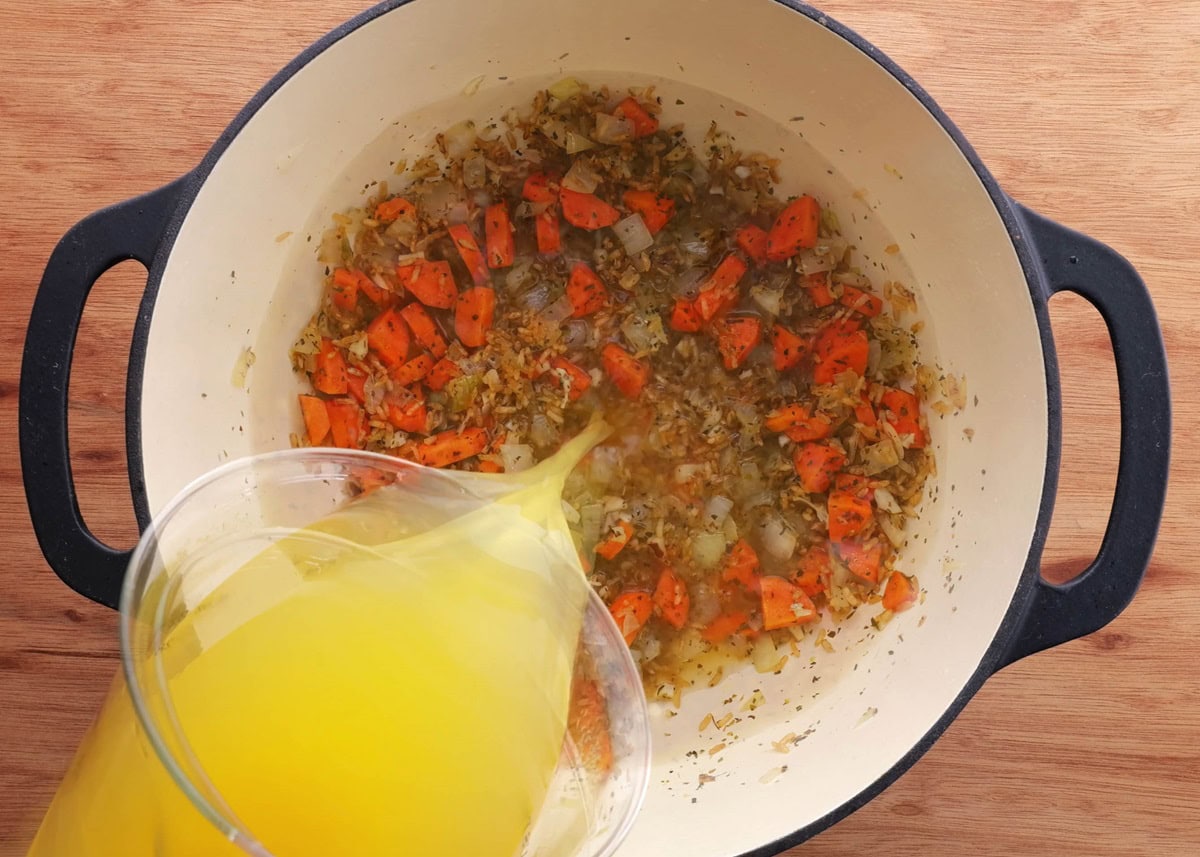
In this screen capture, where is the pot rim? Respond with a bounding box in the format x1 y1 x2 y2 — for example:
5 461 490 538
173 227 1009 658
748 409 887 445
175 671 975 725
122 2 1062 853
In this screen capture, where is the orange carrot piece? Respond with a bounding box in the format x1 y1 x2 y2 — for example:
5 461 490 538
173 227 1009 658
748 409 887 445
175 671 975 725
622 190 675 235
827 490 873 542
390 353 434 387
396 260 457 309
536 208 562 254
695 255 748 321
793 546 829 597
326 400 367 449
522 172 557 204
653 566 690 629
560 188 621 230
398 303 447 358
764 403 832 442
772 323 807 372
805 271 836 308
352 269 393 306
735 224 769 266
484 203 515 269
568 677 614 775
415 427 489 468
669 298 703 333
766 195 820 261
701 610 749 644
477 459 504 473
721 539 760 589
566 263 609 318
313 338 349 395
447 224 491 287
834 472 873 498
882 571 917 612
839 284 883 317
345 370 367 405
454 286 495 348
548 355 592 402
714 316 762 370
609 590 654 645
426 357 462 391
812 320 869 384
760 576 818 630
386 393 428 434
880 388 926 448
365 307 411 367
331 268 360 311
837 541 884 586
614 97 659 137
596 519 634 561
601 343 650 399
375 196 416 223
854 390 877 427
793 442 847 494
298 395 330 445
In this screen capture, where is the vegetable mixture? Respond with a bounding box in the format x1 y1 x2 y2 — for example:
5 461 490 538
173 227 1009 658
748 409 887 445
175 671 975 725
290 80 932 694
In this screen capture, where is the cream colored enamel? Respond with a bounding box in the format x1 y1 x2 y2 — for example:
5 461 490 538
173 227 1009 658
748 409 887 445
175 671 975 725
138 0 1048 853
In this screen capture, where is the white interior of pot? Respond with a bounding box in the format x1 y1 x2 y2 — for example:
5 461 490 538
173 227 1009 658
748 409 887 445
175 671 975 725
139 0 1048 853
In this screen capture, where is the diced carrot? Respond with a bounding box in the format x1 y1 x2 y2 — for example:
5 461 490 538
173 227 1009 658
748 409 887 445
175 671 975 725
827 490 873 542
415 427 489 468
793 442 847 494
477 459 504 473
614 97 659 137
714 316 762 370
839 284 883 317
596 519 633 560
653 566 690 629
701 610 749 644
880 388 926 448
622 190 675 235
375 196 416 223
760 576 818 630
566 263 609 318
882 571 917 612
397 303 447 358
396 260 457 309
345 369 367 405
313 338 349 395
455 286 495 348
390 353 434 387
766 195 820 261
426 357 462 391
772 324 807 372
298 395 330 445
352 269 393 306
834 472 873 497
837 541 884 586
548 355 592 402
764 403 832 441
447 224 491 286
386 392 428 434
484 203 515 269
536 208 562 254
609 590 654 646
721 539 760 589
522 172 557 204
695 255 748 321
669 298 702 333
331 268 359 311
805 271 836 308
560 189 621 230
735 223 769 266
365 308 411 367
326 400 367 449
812 320 869 384
793 546 829 597
854 390 877 427
568 677 614 775
601 343 650 399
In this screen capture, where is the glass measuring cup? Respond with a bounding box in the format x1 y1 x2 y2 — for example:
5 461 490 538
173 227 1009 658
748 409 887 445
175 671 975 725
26 446 651 857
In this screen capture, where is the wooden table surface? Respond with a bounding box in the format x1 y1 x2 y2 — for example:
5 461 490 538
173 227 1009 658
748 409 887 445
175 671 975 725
1 1 1196 854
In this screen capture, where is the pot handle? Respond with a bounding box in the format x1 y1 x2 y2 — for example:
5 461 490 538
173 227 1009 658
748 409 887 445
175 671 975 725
19 176 190 610
998 205 1171 668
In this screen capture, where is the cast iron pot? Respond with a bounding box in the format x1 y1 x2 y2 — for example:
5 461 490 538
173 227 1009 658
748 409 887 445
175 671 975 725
19 1 1170 854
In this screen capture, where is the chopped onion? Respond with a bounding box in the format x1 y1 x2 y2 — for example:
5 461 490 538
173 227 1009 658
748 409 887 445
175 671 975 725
547 76 583 100
874 487 901 514
539 293 574 323
580 503 605 552
620 312 668 353
704 495 734 528
799 250 835 276
674 463 703 484
505 257 536 292
691 582 721 626
446 200 470 225
562 159 602 193
593 112 635 144
530 413 556 447
722 515 739 542
735 461 766 499
672 267 708 298
500 443 535 473
758 513 798 560
751 633 780 674
613 213 654 255
867 337 882 375
442 119 477 159
638 633 663 663
749 286 783 317
588 446 620 486
691 532 727 570
564 319 591 348
862 440 901 475
539 118 595 154
462 153 487 189
878 513 907 548
561 500 581 525
516 281 552 312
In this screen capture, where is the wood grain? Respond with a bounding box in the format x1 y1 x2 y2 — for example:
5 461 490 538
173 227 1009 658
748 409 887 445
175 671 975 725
0 1 1196 854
